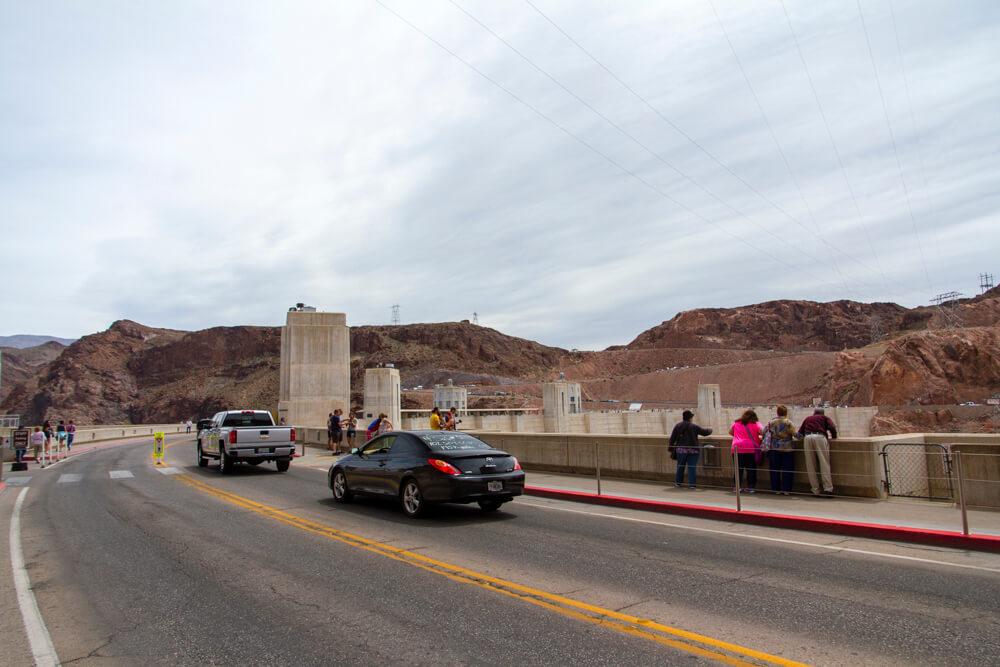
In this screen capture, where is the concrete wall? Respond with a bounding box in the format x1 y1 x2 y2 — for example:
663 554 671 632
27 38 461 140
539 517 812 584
278 310 350 428
433 383 468 411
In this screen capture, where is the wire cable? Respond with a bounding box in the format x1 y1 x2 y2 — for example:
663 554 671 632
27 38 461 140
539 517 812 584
857 0 933 292
372 0 845 283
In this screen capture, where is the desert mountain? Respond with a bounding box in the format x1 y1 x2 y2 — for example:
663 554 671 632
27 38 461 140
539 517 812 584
2 292 998 428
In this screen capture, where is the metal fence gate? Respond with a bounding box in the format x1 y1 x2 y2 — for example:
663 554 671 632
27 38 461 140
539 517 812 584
881 443 954 500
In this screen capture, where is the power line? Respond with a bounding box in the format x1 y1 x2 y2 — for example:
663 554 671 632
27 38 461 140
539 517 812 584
708 0 851 294
856 0 932 293
448 0 817 262
523 0 912 297
372 0 836 281
778 0 888 288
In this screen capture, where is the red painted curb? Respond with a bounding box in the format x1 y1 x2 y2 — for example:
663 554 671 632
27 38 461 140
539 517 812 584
525 486 1000 554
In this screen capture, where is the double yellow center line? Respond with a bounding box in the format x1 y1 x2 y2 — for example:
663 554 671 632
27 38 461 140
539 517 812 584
168 466 808 666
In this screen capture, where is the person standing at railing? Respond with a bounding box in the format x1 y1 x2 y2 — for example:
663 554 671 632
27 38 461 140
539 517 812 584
764 406 797 495
668 410 713 489
729 410 762 493
796 408 838 497
67 419 76 450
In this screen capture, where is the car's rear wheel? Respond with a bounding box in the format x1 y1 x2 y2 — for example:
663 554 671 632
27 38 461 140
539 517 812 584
275 458 290 472
478 500 503 512
332 470 352 502
196 441 207 468
400 478 425 517
219 449 233 474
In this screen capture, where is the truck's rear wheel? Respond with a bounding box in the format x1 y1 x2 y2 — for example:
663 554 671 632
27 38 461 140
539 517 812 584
275 458 290 472
219 449 233 474
196 441 207 468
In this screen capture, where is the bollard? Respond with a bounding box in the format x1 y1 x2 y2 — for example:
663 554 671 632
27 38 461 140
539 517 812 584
733 449 742 512
954 451 970 536
595 441 601 496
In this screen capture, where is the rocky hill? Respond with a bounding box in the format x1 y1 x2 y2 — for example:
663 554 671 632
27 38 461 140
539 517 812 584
2 293 998 428
627 299 911 351
0 341 66 404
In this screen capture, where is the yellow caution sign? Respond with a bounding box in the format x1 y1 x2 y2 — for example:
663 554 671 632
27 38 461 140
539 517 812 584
153 432 165 458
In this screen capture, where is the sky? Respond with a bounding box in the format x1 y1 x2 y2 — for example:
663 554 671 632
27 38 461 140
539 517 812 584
1 1 998 350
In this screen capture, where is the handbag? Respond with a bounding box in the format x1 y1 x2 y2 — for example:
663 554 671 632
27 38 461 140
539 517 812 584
760 424 773 453
744 423 764 464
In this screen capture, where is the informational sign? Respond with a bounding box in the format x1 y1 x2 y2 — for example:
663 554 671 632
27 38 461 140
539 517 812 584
12 429 29 449
153 432 165 458
988 398 1000 406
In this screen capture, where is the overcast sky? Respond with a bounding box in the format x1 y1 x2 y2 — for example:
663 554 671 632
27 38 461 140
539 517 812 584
2 1 997 350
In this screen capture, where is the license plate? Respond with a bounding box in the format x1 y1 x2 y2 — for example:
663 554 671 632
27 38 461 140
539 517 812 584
256 448 272 454
488 481 503 492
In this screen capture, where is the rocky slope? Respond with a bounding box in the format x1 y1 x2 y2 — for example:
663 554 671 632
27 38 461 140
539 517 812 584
0 341 65 404
627 300 911 351
3 293 998 427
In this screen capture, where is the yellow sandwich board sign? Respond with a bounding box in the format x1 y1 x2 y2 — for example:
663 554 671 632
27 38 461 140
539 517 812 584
153 432 165 458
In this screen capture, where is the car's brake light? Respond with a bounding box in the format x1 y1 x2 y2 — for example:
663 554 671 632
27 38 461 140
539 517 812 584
229 430 237 444
511 457 521 471
290 428 295 442
429 459 462 475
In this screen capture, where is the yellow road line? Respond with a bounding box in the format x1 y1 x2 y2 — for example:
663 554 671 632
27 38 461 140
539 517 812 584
170 471 809 667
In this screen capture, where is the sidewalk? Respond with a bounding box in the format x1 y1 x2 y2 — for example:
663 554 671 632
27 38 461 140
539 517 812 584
523 471 1000 553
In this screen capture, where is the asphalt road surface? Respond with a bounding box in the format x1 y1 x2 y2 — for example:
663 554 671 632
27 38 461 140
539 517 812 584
1 435 998 666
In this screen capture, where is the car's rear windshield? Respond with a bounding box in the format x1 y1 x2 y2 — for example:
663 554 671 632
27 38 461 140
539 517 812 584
421 432 495 452
222 412 274 427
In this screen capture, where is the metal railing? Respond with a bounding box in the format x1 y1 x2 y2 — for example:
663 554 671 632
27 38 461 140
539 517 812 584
491 436 1000 537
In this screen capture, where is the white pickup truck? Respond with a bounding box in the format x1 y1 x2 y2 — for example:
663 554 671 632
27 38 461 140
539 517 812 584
196 410 295 474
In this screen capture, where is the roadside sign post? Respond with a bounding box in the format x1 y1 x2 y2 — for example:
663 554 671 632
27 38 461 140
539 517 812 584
153 432 165 462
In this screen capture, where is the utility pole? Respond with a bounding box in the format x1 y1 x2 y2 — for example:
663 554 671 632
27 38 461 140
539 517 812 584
472 312 479 326
980 273 995 294
870 315 883 344
391 305 400 326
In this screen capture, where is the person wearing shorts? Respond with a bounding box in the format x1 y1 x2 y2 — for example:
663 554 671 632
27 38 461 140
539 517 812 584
345 412 358 451
331 408 344 454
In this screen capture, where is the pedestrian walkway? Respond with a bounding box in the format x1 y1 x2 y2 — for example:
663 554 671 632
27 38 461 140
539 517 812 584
523 470 1000 552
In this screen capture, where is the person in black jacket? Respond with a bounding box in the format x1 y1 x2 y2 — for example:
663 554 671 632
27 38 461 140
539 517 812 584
668 410 713 489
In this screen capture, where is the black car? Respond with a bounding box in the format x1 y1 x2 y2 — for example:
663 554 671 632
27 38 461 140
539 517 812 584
328 430 525 517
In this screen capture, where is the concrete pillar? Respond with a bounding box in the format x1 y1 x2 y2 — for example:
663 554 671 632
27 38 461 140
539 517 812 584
543 378 582 433
364 367 401 429
278 311 350 428
697 383 722 433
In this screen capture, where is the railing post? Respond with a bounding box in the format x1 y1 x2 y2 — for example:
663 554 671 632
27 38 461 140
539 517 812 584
595 441 601 496
954 450 970 536
733 448 742 512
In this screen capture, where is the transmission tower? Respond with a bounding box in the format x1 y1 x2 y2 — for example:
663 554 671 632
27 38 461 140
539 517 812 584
472 312 479 325
391 304 400 326
980 273 995 294
932 291 964 329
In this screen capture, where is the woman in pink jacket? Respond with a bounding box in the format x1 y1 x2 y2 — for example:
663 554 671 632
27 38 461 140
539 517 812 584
729 409 762 493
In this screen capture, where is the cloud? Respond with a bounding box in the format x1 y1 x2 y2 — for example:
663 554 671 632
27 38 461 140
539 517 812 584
0 0 997 348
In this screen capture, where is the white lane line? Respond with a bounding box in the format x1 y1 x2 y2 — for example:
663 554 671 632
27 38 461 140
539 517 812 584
9 488 60 667
519 500 1000 574
57 474 82 484
4 477 32 486
109 470 134 479
156 467 183 475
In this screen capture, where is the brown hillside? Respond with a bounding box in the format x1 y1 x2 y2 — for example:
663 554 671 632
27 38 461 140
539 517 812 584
629 300 909 351
0 341 65 404
3 293 998 427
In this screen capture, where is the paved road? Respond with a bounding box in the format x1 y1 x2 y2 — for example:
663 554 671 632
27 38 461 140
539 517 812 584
1 435 998 666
